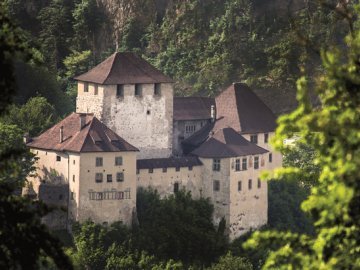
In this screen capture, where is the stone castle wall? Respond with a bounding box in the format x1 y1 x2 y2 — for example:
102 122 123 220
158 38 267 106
76 82 174 159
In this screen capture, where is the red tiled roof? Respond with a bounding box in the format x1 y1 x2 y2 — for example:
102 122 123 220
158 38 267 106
27 113 139 153
215 83 277 133
190 128 268 158
173 97 215 121
74 52 174 84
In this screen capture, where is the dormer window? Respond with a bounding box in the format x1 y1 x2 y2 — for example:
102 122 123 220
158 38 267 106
135 84 142 96
117 85 124 97
154 83 161 96
250 134 258 144
264 133 269 143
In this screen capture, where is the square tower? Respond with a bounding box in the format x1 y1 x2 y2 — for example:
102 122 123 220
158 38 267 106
75 52 174 159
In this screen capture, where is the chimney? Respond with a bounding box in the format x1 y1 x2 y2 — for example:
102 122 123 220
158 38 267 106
59 126 64 143
80 114 86 130
23 133 31 144
211 105 216 122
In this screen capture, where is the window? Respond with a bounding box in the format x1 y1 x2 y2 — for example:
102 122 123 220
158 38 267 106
147 110 151 115
154 83 161 96
117 85 124 97
238 181 242 191
185 125 196 134
56 155 61 162
257 178 261 189
213 180 220 191
188 166 193 171
71 192 75 200
96 157 103 167
264 133 269 143
248 179 252 190
116 172 124 182
213 159 221 171
162 167 167 173
254 156 259 169
107 174 112 182
72 175 75 182
174 182 179 193
250 134 258 144
269 153 273 163
115 156 123 166
149 168 153 173
235 159 240 171
84 82 89 92
94 84 98 95
135 84 142 96
242 158 247 170
73 160 75 165
95 173 103 183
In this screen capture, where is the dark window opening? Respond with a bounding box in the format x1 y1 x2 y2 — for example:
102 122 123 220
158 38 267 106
242 158 247 170
174 182 179 193
269 153 273 163
213 159 221 171
248 179 252 190
250 135 258 144
72 175 75 182
257 178 261 189
213 180 220 191
235 159 240 171
94 84 98 95
135 84 142 96
95 173 103 183
154 83 161 96
116 172 124 182
264 133 269 143
147 110 151 115
96 157 103 167
107 174 112 182
254 156 259 169
56 155 61 162
238 181 242 191
117 85 124 97
115 156 123 166
84 83 89 92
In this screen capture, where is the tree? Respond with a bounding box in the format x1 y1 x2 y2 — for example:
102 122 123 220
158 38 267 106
1 97 59 137
134 188 228 267
207 252 253 270
0 5 73 269
244 5 360 268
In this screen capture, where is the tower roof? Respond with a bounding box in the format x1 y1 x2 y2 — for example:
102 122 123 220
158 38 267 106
27 113 139 153
215 83 277 134
74 52 174 84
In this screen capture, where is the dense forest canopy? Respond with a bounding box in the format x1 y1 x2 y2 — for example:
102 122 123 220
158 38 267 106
3 0 352 115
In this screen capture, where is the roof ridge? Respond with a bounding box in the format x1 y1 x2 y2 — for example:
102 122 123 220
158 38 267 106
103 53 118 84
78 116 95 152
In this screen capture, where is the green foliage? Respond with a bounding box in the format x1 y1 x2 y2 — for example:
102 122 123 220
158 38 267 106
37 0 73 71
206 252 253 270
244 16 360 269
134 188 228 266
0 123 36 189
0 5 73 269
0 3 29 114
1 97 59 137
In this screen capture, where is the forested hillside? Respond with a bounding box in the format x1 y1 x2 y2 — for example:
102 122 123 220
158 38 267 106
4 0 350 115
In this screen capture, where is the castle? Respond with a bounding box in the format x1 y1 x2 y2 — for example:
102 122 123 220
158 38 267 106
25 52 282 240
